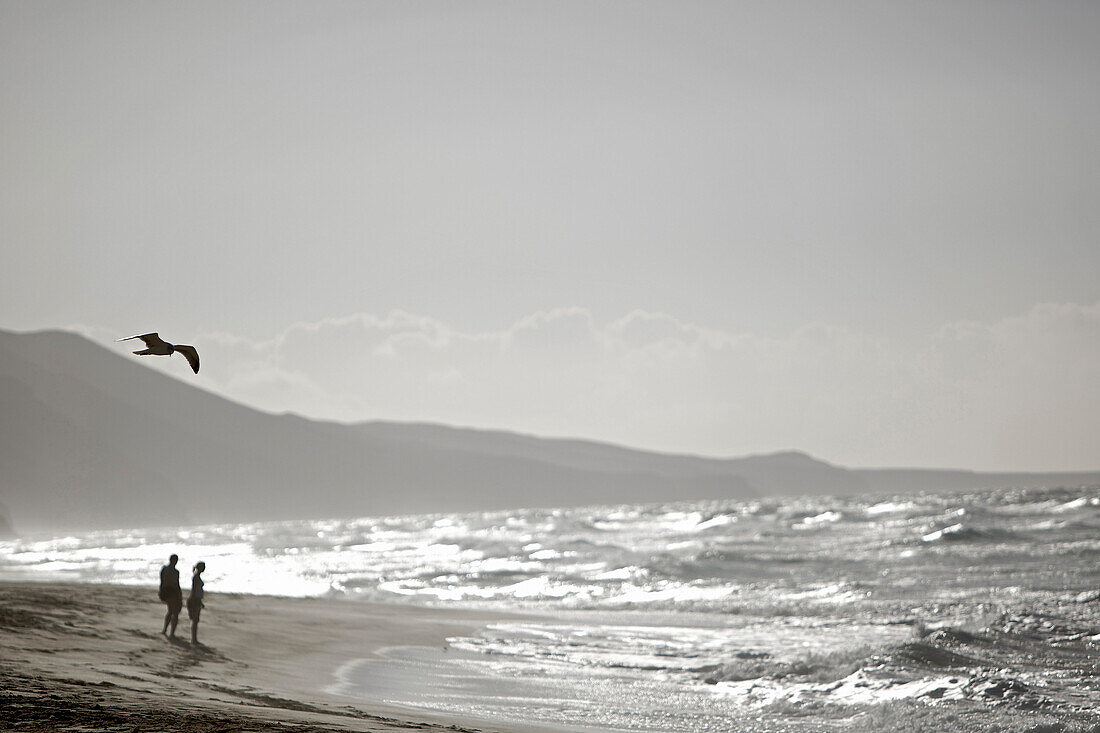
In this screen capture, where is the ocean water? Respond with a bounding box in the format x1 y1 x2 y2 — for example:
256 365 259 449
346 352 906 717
3 486 1100 731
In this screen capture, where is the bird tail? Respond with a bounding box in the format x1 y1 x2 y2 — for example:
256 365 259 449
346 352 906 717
133 349 155 355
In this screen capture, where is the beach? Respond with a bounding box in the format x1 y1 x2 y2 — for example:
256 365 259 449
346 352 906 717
4 488 1100 732
0 580 537 733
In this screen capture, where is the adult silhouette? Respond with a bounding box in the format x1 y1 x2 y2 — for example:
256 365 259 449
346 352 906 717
158 554 183 638
187 561 206 645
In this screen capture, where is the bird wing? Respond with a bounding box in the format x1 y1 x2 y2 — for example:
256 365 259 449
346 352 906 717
116 333 169 349
174 344 200 374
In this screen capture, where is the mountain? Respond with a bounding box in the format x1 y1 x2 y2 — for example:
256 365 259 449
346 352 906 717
1 329 1097 535
0 501 14 539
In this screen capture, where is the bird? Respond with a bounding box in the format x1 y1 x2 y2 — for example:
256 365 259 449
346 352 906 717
116 333 200 374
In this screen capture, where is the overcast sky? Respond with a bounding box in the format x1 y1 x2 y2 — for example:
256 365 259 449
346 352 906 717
2 1 1098 471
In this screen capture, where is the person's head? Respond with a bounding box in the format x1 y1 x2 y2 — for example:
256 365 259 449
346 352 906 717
169 554 178 566
194 561 205 574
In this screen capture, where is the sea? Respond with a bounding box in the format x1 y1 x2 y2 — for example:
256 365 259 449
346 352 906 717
3 485 1100 731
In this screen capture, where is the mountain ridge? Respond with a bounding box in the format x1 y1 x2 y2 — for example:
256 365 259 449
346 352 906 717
2 328 1097 535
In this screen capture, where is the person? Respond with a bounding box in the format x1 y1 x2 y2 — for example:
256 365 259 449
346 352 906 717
158 554 182 638
187 561 206 645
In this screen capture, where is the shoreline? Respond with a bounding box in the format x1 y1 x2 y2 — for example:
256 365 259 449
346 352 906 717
6 581 1100 732
0 580 551 732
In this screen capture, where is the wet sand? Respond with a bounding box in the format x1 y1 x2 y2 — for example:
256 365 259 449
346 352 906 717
0 581 544 733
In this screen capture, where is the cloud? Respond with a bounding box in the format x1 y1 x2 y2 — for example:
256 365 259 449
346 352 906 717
924 301 1100 468
84 301 1099 471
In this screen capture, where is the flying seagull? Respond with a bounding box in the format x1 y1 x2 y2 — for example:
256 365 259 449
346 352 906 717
116 333 200 374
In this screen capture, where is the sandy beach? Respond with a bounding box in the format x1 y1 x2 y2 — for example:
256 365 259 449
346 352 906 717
0 581 542 733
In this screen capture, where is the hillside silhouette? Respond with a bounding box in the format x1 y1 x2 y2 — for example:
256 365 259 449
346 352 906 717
2 329 1097 534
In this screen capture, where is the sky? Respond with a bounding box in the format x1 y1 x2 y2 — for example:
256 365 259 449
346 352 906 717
2 1 1098 471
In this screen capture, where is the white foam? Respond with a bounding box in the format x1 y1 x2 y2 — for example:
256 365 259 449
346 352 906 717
865 501 917 515
714 669 969 707
797 511 842 526
922 523 963 542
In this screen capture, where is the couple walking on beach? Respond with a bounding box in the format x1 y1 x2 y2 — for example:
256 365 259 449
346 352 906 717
158 554 205 644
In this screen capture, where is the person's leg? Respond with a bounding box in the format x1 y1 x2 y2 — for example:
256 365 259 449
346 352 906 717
189 603 200 644
162 606 170 634
168 605 179 637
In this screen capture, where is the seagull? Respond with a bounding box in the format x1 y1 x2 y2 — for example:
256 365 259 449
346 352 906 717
116 333 200 374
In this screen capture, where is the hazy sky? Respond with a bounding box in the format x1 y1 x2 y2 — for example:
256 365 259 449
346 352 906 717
3 1 1098 470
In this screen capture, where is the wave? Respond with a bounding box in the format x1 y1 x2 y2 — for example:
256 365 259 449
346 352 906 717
697 625 972 687
705 601 1100 715
4 485 1098 616
919 522 1030 543
887 637 989 668
699 643 880 684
